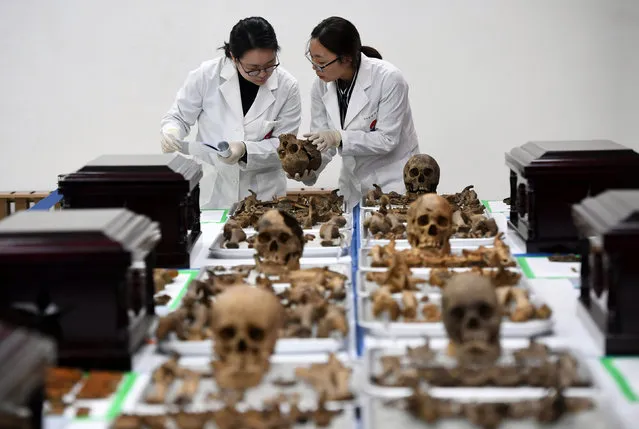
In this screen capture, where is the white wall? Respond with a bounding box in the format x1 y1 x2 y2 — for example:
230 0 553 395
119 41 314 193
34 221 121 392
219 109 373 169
0 0 635 200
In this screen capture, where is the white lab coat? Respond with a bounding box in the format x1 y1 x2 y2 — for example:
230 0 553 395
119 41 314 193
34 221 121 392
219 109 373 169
162 57 301 209
310 54 419 209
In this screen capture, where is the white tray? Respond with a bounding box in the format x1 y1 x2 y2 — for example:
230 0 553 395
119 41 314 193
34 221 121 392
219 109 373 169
357 292 554 338
209 227 351 259
357 267 525 296
120 354 357 429
360 392 610 429
158 263 355 356
359 208 497 249
358 245 515 270
362 338 595 396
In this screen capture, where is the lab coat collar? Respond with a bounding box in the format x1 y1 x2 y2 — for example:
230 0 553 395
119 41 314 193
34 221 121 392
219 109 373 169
343 54 373 128
322 81 341 130
219 58 243 122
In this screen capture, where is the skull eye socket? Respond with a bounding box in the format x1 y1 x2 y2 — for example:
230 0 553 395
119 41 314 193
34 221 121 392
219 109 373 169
288 143 299 153
279 232 291 243
409 168 419 177
219 326 236 340
417 214 429 226
258 232 271 243
478 302 494 319
437 216 449 227
450 306 465 320
248 324 265 341
424 168 433 176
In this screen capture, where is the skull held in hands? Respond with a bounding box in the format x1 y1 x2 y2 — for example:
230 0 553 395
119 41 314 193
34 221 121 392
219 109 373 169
403 154 440 194
277 133 322 177
211 285 284 390
442 273 501 365
407 193 453 253
254 209 305 270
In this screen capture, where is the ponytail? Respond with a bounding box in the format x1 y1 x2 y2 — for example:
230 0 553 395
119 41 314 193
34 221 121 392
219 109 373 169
361 46 382 59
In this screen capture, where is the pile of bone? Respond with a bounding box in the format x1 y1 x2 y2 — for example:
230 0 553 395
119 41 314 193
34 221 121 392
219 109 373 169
399 389 595 427
276 268 349 339
229 189 344 229
115 353 352 429
365 256 522 294
364 259 551 324
364 185 498 240
155 265 349 343
369 234 515 268
154 268 179 305
373 340 585 388
223 211 346 249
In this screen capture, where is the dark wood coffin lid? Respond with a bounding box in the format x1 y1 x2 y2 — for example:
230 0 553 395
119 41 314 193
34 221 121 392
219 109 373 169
572 190 639 250
0 208 161 260
505 140 639 176
0 322 55 403
60 154 202 190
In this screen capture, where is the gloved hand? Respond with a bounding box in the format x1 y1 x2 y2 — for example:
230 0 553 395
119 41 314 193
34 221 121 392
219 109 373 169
160 126 183 153
303 130 342 152
218 141 246 164
286 169 318 186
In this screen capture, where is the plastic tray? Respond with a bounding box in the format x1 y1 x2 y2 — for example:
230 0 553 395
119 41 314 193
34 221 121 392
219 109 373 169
362 338 594 396
359 208 497 249
357 292 553 338
360 393 610 429
119 354 357 429
358 245 515 270
357 267 525 296
209 227 351 259
158 263 355 356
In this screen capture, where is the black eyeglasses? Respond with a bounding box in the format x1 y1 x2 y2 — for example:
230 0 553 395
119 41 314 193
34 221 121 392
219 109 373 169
305 52 340 72
237 58 280 77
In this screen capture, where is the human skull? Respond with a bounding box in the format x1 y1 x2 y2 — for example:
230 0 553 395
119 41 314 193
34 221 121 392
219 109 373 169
406 194 453 253
442 273 501 365
277 134 322 177
211 284 284 390
403 154 440 194
254 209 305 270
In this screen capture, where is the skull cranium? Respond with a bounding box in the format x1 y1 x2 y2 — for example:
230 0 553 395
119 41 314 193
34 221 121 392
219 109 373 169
277 133 322 177
403 154 440 194
254 209 305 270
442 273 501 365
406 194 453 253
211 284 284 390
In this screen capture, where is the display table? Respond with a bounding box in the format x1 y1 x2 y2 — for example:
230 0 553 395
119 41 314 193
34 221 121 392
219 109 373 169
41 201 639 429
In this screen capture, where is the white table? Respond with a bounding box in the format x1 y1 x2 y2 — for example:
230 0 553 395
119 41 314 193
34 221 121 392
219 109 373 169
46 204 639 429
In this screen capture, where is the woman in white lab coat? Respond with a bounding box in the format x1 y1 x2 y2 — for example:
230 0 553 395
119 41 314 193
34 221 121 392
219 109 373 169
293 16 419 208
161 17 302 209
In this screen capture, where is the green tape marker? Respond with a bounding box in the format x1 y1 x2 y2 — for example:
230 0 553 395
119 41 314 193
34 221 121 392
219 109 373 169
601 358 639 402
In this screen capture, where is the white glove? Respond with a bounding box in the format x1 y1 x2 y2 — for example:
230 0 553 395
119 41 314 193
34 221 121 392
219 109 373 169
303 130 341 152
218 141 246 164
286 169 318 186
160 126 183 153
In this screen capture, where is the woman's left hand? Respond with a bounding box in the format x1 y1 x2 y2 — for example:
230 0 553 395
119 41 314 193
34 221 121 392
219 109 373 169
303 131 341 152
218 141 246 164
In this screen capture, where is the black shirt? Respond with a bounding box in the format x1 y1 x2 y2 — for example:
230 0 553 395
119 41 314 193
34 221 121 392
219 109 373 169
237 72 260 163
336 65 359 129
238 72 260 116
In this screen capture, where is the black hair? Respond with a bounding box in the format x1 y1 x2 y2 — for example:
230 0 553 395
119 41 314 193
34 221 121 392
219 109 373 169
221 17 280 60
310 16 382 67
